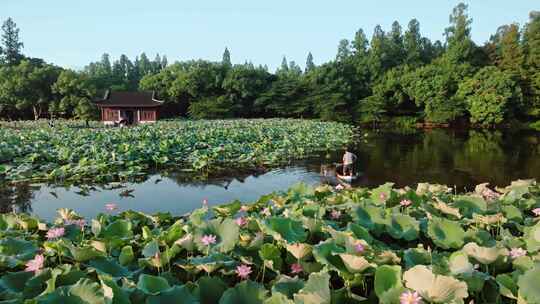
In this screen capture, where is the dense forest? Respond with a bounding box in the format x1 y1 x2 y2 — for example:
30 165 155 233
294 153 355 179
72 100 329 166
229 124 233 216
1 3 539 127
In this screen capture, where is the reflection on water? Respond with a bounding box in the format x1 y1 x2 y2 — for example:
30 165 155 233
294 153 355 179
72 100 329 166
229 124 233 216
1 129 539 221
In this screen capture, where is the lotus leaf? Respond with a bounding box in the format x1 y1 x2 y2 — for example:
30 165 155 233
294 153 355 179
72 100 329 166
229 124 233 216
374 265 402 299
0 238 37 268
524 221 540 252
219 280 267 304
403 265 468 303
462 242 508 264
293 271 331 304
427 217 465 249
271 275 305 299
518 264 540 303
263 217 307 243
37 278 106 304
137 274 171 295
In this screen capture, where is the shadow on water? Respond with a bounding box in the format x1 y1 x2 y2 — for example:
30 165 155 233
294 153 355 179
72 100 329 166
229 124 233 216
1 128 539 221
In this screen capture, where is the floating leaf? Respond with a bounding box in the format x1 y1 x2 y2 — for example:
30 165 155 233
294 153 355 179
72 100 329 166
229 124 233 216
403 265 468 303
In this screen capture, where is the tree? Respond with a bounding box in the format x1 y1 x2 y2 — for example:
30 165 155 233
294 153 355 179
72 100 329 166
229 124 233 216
305 52 315 73
278 56 289 74
387 21 405 67
138 53 152 76
523 11 540 117
444 3 475 64
52 70 97 124
336 39 351 62
222 47 232 69
456 66 522 125
404 19 422 66
352 28 369 57
1 18 24 65
368 25 389 80
0 60 60 120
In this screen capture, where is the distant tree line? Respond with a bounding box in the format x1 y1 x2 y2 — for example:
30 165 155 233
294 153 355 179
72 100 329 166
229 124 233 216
1 3 540 127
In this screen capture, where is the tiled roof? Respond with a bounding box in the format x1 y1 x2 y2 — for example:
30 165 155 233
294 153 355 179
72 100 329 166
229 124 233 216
94 91 163 107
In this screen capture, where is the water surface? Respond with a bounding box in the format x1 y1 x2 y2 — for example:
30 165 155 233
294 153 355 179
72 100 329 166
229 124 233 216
2 128 539 221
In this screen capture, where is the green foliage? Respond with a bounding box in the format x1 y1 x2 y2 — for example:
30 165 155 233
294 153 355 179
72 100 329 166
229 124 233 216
456 66 522 125
0 180 537 302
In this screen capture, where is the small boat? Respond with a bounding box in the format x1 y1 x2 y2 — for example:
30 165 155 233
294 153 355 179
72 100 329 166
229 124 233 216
335 164 359 182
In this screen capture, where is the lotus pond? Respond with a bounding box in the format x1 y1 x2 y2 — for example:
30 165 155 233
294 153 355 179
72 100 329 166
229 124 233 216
0 119 354 183
0 180 539 303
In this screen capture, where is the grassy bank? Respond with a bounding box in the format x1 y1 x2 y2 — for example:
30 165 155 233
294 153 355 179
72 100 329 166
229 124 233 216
0 180 539 303
0 119 354 183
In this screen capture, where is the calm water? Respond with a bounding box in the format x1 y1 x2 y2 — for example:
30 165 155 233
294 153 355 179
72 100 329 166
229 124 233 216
1 129 539 221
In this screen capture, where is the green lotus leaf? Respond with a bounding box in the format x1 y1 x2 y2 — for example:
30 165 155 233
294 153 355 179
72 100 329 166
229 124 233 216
99 274 130 304
102 219 133 240
219 280 267 304
403 265 468 303
501 205 523 222
0 271 34 295
462 242 508 264
285 243 312 260
196 276 227 304
88 257 130 278
378 286 407 304
347 223 374 244
163 220 185 245
264 293 294 304
263 217 307 243
0 238 37 268
37 278 106 304
213 200 242 217
119 245 134 266
194 218 239 253
312 240 347 273
137 274 171 296
142 240 160 258
370 182 395 205
518 264 540 303
448 251 474 275
385 214 419 241
498 179 533 202
338 254 373 273
147 285 198 304
453 195 487 217
293 271 331 304
259 244 283 272
427 217 465 249
496 274 518 300
271 275 305 299
189 207 209 227
513 256 534 273
374 265 402 299
403 248 431 269
66 244 104 262
0 214 18 231
524 221 540 252
186 253 235 273
354 205 387 232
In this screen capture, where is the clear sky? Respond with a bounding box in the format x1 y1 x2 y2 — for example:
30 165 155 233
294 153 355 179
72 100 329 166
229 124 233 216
2 0 537 71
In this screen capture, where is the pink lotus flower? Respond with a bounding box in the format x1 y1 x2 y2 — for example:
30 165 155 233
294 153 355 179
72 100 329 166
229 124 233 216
335 184 344 190
201 234 217 246
379 193 387 201
236 217 248 227
261 207 271 217
105 203 118 212
291 263 303 274
235 264 252 279
400 199 412 207
509 247 527 259
355 243 365 253
330 210 341 220
400 290 422 304
64 219 86 229
202 199 208 207
46 227 65 240
25 254 44 272
532 208 540 216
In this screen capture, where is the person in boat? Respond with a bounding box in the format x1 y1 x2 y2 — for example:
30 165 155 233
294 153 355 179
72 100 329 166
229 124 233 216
342 148 357 177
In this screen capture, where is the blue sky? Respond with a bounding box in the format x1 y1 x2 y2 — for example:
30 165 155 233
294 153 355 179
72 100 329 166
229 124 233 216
2 0 537 71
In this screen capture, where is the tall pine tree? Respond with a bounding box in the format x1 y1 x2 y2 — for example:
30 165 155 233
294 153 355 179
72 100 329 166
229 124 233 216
1 18 24 65
305 52 315 73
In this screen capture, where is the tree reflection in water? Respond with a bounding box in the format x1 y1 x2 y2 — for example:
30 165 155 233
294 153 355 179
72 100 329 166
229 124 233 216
0 182 35 213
